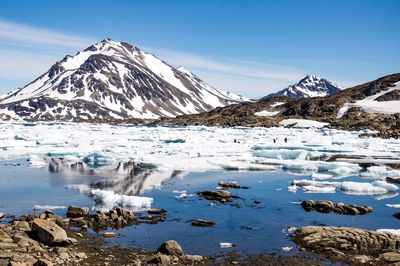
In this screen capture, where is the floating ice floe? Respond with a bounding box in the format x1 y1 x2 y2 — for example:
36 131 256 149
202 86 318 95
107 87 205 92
290 179 399 196
90 189 153 211
386 204 400 208
29 154 47 168
281 246 293 252
361 166 400 180
33 205 67 210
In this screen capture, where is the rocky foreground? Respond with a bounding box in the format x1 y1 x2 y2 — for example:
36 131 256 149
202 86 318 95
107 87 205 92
293 226 400 265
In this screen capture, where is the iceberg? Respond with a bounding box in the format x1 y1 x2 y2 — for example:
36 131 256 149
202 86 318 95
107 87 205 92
90 189 153 211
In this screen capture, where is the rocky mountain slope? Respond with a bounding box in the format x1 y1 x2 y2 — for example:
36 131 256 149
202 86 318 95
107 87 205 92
0 39 247 122
157 73 400 137
263 74 342 99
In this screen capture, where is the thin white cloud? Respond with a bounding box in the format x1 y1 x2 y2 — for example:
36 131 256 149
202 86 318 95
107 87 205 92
0 20 95 50
0 19 308 98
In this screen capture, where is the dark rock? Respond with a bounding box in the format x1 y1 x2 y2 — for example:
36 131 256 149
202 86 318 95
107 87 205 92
218 181 249 189
148 254 171 265
315 200 334 213
197 190 232 203
191 219 215 227
148 209 167 215
394 212 400 219
301 200 315 212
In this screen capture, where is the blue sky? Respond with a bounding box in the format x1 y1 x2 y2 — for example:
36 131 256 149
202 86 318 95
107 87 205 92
0 0 399 98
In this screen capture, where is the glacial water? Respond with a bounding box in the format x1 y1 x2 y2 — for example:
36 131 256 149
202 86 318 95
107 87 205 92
1 158 399 256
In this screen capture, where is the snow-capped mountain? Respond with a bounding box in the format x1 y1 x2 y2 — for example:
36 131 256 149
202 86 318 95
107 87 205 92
0 39 247 121
264 74 342 99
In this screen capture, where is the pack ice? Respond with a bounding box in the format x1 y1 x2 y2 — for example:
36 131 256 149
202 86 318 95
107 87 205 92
1 122 400 207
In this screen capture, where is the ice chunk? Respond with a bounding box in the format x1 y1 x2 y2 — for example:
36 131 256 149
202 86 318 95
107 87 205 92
372 180 398 192
386 204 400 208
302 185 336 193
341 181 388 194
83 153 115 168
376 229 400 236
33 205 67 210
90 189 153 211
311 173 334 180
281 246 293 252
29 154 47 168
219 242 234 248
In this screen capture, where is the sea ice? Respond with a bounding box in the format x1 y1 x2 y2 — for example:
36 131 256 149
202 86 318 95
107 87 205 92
90 189 153 211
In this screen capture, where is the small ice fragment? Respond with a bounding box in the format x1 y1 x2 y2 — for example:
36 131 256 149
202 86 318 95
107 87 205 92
33 205 67 210
220 242 234 248
386 204 400 208
276 188 282 191
303 185 336 193
377 229 400 236
288 185 297 193
29 154 46 168
281 246 293 252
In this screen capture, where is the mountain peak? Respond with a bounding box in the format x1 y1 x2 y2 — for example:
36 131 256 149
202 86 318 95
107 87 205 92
0 39 247 122
264 74 342 99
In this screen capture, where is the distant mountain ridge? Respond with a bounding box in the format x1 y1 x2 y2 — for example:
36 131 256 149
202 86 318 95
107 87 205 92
0 39 247 122
263 74 342 99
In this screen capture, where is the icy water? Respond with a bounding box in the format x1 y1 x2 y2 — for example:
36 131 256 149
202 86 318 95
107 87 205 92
1 158 399 256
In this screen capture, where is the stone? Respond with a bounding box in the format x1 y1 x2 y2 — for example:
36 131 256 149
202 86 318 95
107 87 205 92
315 200 334 213
0 229 9 239
76 252 88 259
148 254 170 265
191 219 215 227
34 259 53 266
394 212 400 220
66 206 89 218
197 190 232 202
157 240 184 256
13 221 31 231
147 209 167 215
0 212 4 219
31 219 68 245
380 252 400 262
102 232 116 238
0 242 18 249
218 181 249 189
185 255 203 262
300 200 315 211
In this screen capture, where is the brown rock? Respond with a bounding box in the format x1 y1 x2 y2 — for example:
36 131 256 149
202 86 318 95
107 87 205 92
148 209 167 215
66 206 89 218
191 219 215 227
31 218 68 245
380 252 400 262
12 221 31 231
157 240 184 256
34 259 53 266
148 254 171 265
315 200 334 213
300 200 315 212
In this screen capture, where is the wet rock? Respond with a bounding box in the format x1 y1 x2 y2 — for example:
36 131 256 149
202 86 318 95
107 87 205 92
66 206 89 218
394 212 400 220
293 226 400 261
148 209 167 215
315 200 334 213
197 190 232 203
300 200 315 212
31 219 68 245
218 181 249 189
191 219 215 227
102 232 116 238
157 240 184 256
334 202 373 215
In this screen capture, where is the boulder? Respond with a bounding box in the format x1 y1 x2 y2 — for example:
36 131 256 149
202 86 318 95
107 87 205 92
66 206 89 218
0 212 4 219
218 181 249 189
197 190 232 203
300 200 315 211
315 200 334 213
31 218 68 245
157 240 184 256
394 212 400 220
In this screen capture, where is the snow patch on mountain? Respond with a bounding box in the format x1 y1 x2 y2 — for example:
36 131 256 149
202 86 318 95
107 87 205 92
265 74 342 99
